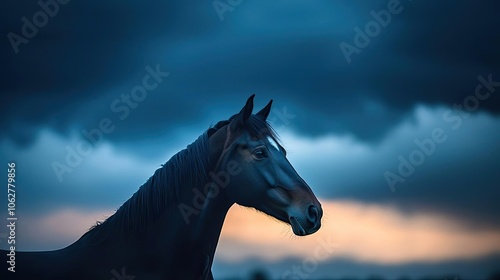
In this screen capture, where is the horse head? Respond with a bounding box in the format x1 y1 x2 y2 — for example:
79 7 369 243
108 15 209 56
209 95 323 236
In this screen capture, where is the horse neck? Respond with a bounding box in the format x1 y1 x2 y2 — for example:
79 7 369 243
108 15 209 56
175 184 232 260
173 125 233 263
150 127 233 275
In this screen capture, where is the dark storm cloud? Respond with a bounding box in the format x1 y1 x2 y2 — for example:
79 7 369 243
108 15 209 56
1 0 499 223
2 1 500 146
1 0 219 144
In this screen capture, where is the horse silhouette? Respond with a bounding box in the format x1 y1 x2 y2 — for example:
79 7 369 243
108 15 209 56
1 95 323 279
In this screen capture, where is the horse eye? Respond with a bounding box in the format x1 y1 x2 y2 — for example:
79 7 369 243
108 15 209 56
253 148 267 159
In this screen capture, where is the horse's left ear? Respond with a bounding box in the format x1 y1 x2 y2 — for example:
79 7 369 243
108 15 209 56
230 94 255 131
256 99 273 120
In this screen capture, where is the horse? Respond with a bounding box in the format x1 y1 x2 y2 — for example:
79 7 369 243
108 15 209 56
1 95 323 279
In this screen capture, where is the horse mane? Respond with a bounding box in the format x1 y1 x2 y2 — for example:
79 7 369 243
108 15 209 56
83 132 212 244
82 115 279 244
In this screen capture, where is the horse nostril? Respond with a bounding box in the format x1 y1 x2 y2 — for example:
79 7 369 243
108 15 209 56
306 204 319 223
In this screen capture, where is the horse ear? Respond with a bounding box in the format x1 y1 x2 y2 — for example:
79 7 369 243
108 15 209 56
230 94 255 131
256 99 273 120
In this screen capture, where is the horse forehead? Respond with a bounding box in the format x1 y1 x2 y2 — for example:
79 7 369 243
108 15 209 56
267 136 280 151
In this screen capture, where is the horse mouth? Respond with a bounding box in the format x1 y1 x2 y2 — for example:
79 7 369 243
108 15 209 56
289 216 321 236
289 216 307 236
258 203 321 236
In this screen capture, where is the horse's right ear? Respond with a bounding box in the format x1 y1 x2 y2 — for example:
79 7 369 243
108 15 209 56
229 94 255 131
256 99 273 120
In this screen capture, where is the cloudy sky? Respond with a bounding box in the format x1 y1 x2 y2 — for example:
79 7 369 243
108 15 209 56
1 1 500 279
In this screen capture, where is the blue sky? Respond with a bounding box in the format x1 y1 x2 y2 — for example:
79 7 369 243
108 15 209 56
1 1 500 279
